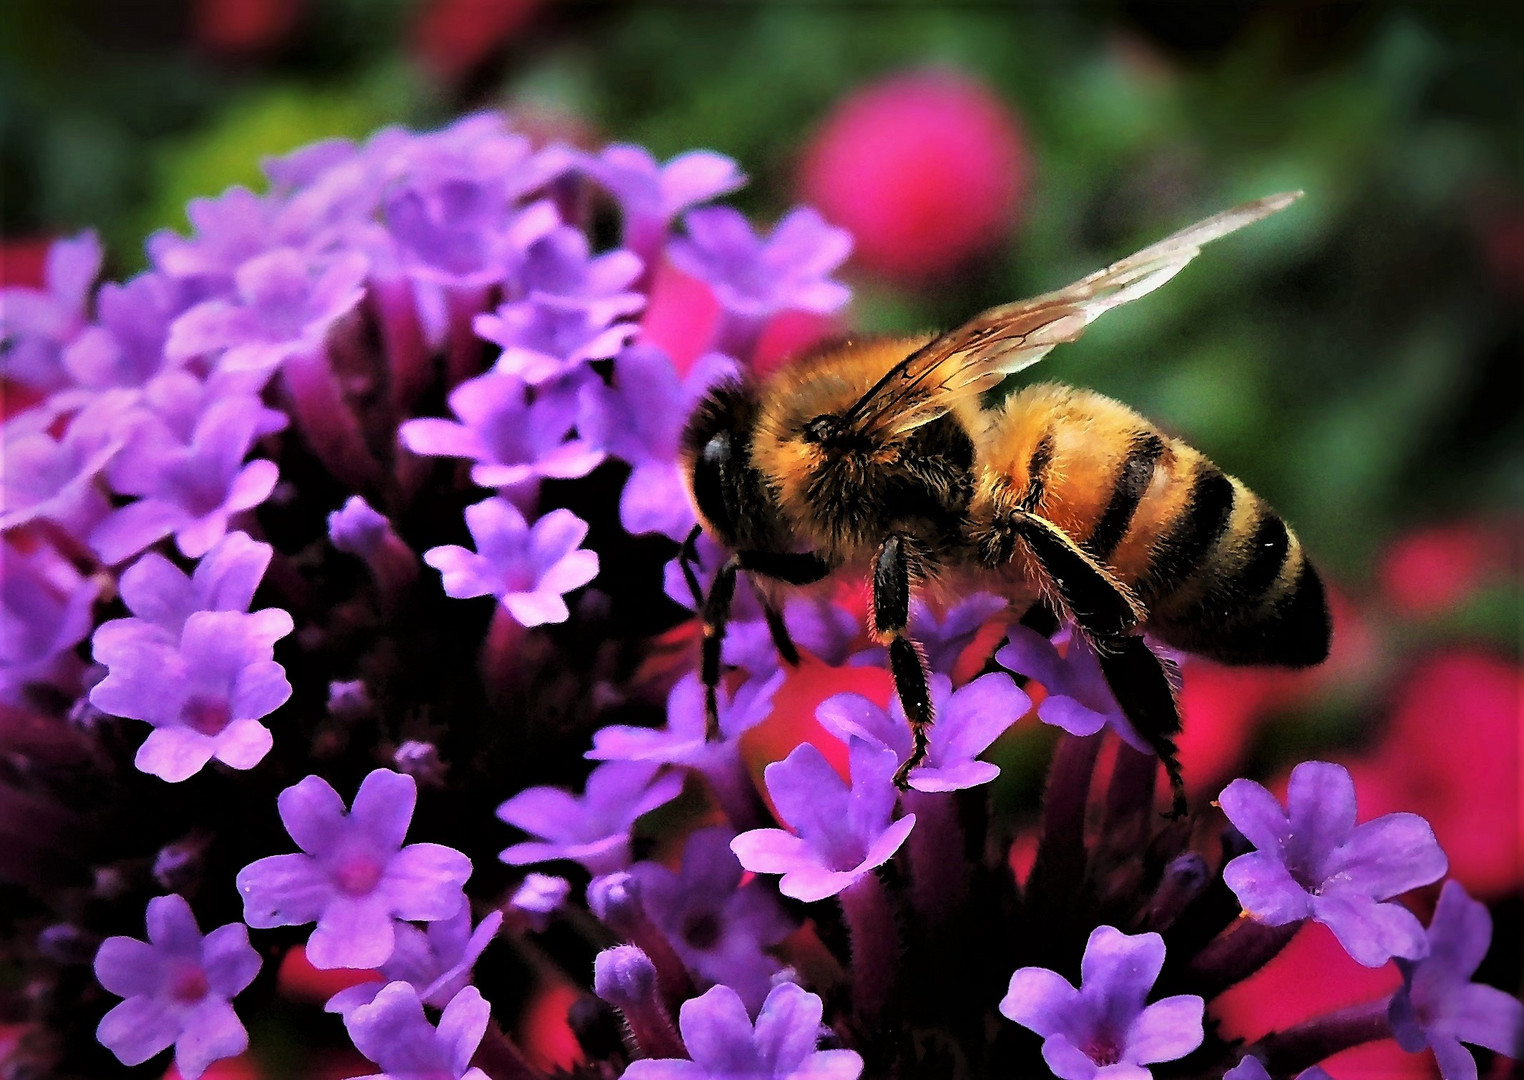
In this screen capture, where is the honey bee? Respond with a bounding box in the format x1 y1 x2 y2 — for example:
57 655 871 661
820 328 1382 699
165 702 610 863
677 192 1330 814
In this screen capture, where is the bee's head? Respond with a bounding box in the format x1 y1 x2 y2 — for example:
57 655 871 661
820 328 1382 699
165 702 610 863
679 380 777 551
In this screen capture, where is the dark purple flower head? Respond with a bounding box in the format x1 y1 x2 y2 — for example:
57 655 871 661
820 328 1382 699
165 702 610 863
90 395 280 564
632 828 793 1013
343 982 490 1080
667 206 851 320
852 592 1006 678
1388 880 1524 1080
93 893 260 1080
89 607 291 781
621 982 863 1080
325 905 503 1015
815 671 1029 793
588 670 782 772
0 389 137 536
112 530 272 641
584 144 746 254
1224 1056 1332 1080
1219 761 1448 967
580 346 738 539
424 499 599 627
0 541 101 706
996 625 1149 752
399 370 603 489
166 248 369 375
731 740 916 903
509 872 571 931
0 230 101 392
497 760 684 877
235 770 473 969
1000 925 1204 1080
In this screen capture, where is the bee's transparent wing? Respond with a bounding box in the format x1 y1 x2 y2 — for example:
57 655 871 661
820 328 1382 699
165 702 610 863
839 191 1302 440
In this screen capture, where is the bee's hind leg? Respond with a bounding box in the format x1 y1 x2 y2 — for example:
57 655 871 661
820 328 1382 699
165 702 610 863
1093 634 1188 818
871 535 934 790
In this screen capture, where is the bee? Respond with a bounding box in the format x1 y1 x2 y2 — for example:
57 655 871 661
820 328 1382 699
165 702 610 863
677 192 1330 814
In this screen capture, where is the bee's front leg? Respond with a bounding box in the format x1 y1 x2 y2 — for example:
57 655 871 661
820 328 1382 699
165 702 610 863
701 555 740 740
872 535 934 790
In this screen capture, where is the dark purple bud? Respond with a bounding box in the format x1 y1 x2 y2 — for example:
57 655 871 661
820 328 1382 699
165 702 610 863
393 739 447 787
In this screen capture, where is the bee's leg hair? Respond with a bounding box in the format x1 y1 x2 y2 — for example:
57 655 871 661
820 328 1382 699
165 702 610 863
1009 512 1143 639
678 524 705 610
1094 634 1187 818
872 535 933 790
701 555 740 740
736 550 833 669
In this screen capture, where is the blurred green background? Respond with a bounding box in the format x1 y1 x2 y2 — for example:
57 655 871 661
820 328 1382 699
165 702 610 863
3 0 1519 595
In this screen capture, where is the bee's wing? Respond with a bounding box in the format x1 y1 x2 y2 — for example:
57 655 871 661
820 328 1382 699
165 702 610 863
839 191 1303 440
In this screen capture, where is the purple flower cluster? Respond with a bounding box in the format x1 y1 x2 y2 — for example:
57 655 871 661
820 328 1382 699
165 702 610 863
2 116 1517 1080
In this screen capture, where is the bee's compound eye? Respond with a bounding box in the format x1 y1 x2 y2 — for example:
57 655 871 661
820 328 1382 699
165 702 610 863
803 415 840 444
702 433 731 466
692 432 735 541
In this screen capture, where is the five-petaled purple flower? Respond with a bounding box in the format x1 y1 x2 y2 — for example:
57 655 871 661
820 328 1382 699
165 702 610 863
1388 880 1524 1080
815 671 1029 792
731 740 917 902
1000 925 1205 1080
343 982 491 1080
996 624 1150 752
0 540 101 706
1219 760 1448 967
622 982 864 1080
497 760 685 877
424 499 599 627
236 769 472 969
93 893 260 1079
851 592 1007 677
326 904 503 1015
584 144 745 262
667 206 852 320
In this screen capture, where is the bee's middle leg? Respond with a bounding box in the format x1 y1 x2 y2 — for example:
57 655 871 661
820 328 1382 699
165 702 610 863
872 535 934 789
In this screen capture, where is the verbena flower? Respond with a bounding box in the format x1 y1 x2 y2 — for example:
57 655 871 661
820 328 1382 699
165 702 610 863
1389 880 1524 1080
999 926 1204 1080
236 769 472 968
93 894 260 1079
1224 1057 1332 1080
343 982 491 1080
1220 760 1449 967
0 540 101 705
0 229 101 392
325 905 503 1015
621 982 864 1080
667 206 852 321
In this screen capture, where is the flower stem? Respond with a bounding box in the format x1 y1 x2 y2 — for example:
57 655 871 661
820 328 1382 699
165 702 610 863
839 871 898 1021
1026 733 1102 908
905 789 967 930
1188 916 1300 1000
473 1019 549 1080
701 752 768 833
280 340 383 491
1252 998 1394 1077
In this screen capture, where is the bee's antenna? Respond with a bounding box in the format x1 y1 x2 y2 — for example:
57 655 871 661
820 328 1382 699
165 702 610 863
678 524 706 610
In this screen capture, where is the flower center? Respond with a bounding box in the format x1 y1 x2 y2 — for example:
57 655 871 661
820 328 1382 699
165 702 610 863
181 694 232 736
1083 1032 1123 1067
168 963 210 1004
680 911 721 951
332 854 384 896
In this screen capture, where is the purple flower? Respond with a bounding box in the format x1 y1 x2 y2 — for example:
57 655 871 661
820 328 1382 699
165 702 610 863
589 670 781 771
815 672 1029 792
508 873 571 931
165 248 369 375
1000 925 1204 1080
325 905 503 1015
621 982 863 1080
519 226 645 311
667 206 851 319
497 760 684 877
92 894 260 1080
1225 1056 1332 1080
59 269 187 392
89 607 292 781
0 541 101 706
632 828 793 1013
995 625 1150 752
112 530 272 641
584 144 745 258
1389 880 1524 1080
580 346 738 540
731 740 917 903
0 230 101 391
235 770 473 969
851 592 1006 678
343 982 490 1080
399 370 603 488
477 289 643 386
386 177 559 288
90 395 280 564
1219 761 1449 967
424 499 599 627
0 389 139 536
148 186 285 285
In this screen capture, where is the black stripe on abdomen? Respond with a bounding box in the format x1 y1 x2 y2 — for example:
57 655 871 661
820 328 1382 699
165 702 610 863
1085 432 1165 562
1140 463 1235 601
1234 510 1291 602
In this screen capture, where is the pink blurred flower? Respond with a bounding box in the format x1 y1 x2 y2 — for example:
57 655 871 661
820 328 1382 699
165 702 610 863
799 70 1028 281
1378 520 1518 616
193 0 303 55
412 0 541 82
